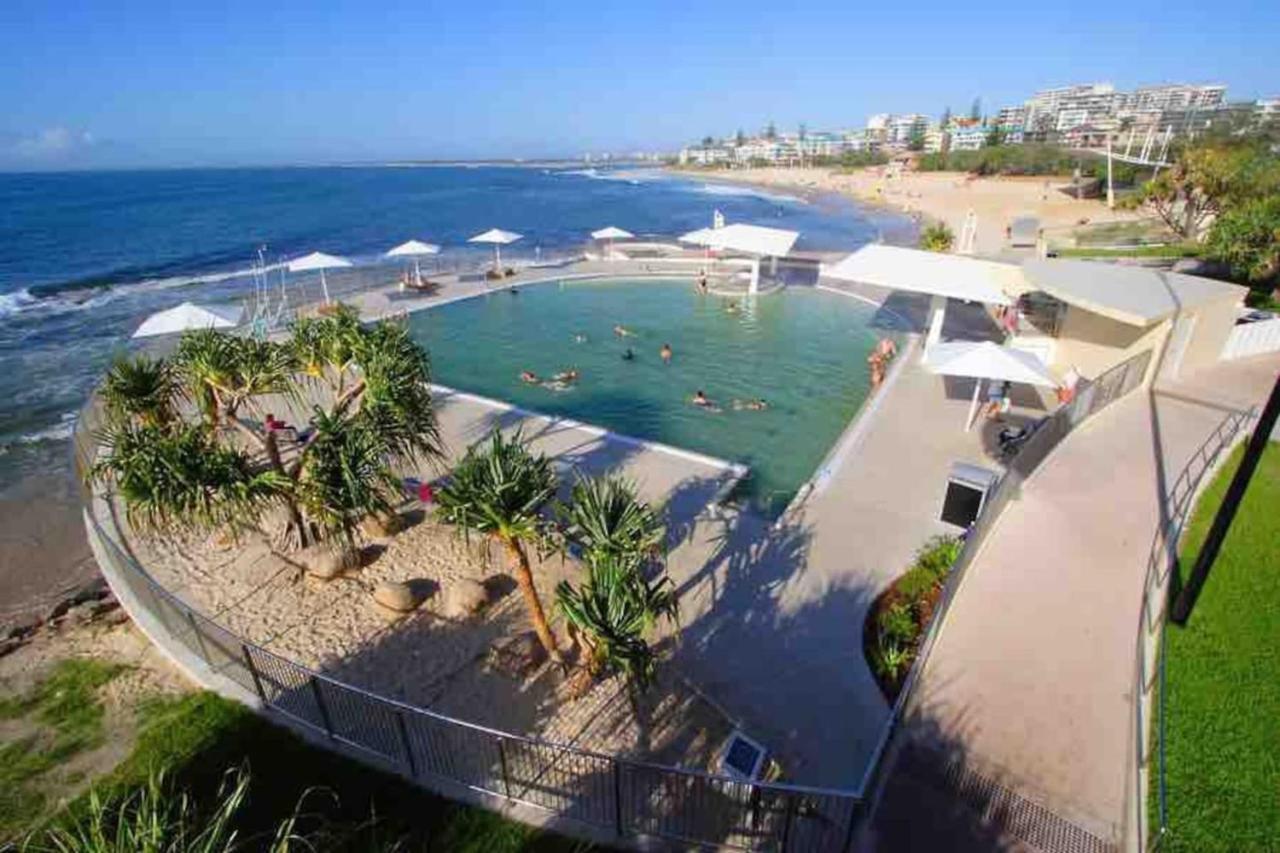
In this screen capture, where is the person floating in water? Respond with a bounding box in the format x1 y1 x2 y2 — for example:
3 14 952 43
732 398 768 411
660 343 673 363
551 368 579 383
867 351 886 390
691 390 722 412
875 337 898 363
520 370 540 384
613 324 633 337
622 348 635 361
725 301 739 314
697 271 709 292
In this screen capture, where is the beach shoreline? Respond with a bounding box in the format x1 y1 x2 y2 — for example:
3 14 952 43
668 165 1139 257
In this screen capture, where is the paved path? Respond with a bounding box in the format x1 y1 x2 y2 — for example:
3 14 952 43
871 352 1280 850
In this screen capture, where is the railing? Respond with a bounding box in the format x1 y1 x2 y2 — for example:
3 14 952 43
1126 403 1255 851
1221 317 1280 361
73 393 863 852
866 348 1155 805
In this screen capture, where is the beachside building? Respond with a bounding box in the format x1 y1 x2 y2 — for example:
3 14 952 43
886 114 930 147
800 131 848 159
842 129 875 152
679 145 734 166
949 125 987 151
924 124 947 153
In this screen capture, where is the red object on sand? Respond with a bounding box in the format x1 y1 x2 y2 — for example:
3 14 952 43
417 483 434 503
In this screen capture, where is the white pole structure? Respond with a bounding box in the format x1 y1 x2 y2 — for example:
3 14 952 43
965 378 986 431
923 294 947 362
1106 135 1115 210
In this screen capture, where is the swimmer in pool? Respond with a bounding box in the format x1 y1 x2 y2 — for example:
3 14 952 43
520 371 540 384
622 348 635 361
551 369 579 383
660 343 673 363
691 390 722 412
613 324 633 337
733 398 768 411
573 333 588 344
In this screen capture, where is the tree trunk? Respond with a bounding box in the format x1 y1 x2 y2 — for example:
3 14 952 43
263 430 310 548
503 537 563 665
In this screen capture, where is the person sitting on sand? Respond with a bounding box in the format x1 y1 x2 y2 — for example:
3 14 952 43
622 348 635 361
613 324 633 337
660 343 673 363
520 370 540 384
732 398 768 411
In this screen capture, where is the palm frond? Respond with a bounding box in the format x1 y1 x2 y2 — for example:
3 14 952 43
435 429 556 543
100 354 183 427
559 476 663 564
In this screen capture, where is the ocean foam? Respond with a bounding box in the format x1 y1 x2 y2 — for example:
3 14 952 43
692 183 806 205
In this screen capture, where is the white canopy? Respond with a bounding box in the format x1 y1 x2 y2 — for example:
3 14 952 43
468 229 522 245
591 226 634 240
286 251 352 273
926 341 1059 386
926 341 1059 431
133 302 243 338
386 239 441 257
679 223 799 258
822 244 1017 306
286 251 351 304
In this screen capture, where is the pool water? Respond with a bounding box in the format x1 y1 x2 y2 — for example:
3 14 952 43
409 278 888 514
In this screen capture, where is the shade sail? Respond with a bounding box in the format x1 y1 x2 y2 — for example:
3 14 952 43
468 228 522 245
679 223 799 257
926 341 1058 386
287 251 352 272
822 244 1017 306
591 226 634 240
386 240 441 257
133 302 243 338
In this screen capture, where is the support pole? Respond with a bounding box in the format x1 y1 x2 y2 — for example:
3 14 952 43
320 270 331 305
923 294 946 361
966 379 983 431
1106 136 1115 210
1171 374 1280 624
750 258 760 295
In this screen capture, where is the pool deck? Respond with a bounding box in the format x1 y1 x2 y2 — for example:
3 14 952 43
346 261 1047 787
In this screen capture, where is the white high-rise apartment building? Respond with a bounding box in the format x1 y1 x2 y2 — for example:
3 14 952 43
1024 83 1116 133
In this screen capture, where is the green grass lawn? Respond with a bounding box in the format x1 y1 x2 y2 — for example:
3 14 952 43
1055 244 1202 259
1157 443 1280 851
5 669 592 851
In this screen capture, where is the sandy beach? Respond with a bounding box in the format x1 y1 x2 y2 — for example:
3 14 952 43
672 166 1140 258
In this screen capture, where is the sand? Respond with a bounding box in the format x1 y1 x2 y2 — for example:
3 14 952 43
673 166 1139 258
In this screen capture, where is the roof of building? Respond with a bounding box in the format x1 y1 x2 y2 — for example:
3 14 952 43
679 223 800 258
821 244 1018 305
1020 259 1245 326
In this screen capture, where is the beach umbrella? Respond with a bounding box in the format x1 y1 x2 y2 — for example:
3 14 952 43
591 226 633 258
133 302 243 338
925 341 1059 431
468 229 522 274
287 251 352 304
386 239 441 285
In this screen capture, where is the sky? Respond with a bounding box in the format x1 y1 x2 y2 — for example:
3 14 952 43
1 0 1277 170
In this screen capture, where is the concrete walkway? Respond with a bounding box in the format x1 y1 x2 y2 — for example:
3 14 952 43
872 352 1280 849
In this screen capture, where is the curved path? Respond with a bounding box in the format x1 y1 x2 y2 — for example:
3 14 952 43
871 353 1280 851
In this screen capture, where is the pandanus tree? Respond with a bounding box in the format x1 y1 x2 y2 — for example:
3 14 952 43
555 477 677 691
434 429 564 664
91 304 441 551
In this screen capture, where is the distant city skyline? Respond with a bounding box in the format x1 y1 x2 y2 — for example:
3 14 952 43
1 0 1277 171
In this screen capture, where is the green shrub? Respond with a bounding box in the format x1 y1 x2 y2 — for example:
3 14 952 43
872 638 913 681
896 565 940 603
914 535 962 581
919 223 955 253
878 602 918 646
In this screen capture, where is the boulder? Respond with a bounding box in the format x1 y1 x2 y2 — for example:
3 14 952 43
372 581 419 614
440 579 488 619
360 513 401 539
298 545 356 581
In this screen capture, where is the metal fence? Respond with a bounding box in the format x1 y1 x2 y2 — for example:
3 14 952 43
74 393 863 852
1127 403 1256 850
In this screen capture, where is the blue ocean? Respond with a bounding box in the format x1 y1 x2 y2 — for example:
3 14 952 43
0 164 911 620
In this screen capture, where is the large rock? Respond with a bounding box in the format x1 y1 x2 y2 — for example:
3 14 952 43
440 579 488 619
360 513 402 539
373 581 419 614
298 545 357 581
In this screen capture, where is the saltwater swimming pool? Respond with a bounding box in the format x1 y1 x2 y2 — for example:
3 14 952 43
409 277 891 513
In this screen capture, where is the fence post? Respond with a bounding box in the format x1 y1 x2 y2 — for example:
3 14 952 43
613 760 625 839
496 736 513 798
395 710 417 779
310 677 335 738
780 794 797 852
242 645 267 704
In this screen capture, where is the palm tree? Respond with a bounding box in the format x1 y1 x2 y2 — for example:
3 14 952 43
558 476 663 564
555 551 677 691
919 222 955 253
294 409 400 546
100 355 182 427
91 422 289 536
435 430 563 664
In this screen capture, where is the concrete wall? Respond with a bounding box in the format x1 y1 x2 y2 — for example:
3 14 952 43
1050 306 1169 381
1184 296 1244 368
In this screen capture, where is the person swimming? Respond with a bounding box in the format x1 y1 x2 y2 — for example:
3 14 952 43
551 369 579 383
660 343 672 363
622 348 635 361
520 371 540 384
573 333 588 344
613 324 633 337
732 398 768 411
691 390 722 412
725 301 739 314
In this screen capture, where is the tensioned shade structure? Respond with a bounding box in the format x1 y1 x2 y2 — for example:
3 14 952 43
133 302 243 338
591 226 634 260
468 228 522 272
679 223 800 258
822 244 1018 306
386 240 441 284
287 251 352 304
925 340 1059 430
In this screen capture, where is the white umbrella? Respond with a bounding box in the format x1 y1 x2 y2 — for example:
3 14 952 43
386 240 441 285
925 341 1059 431
133 302 243 338
287 251 352 304
468 229 522 274
591 226 633 259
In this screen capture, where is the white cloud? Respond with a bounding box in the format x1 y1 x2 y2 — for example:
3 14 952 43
6 127 96 161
